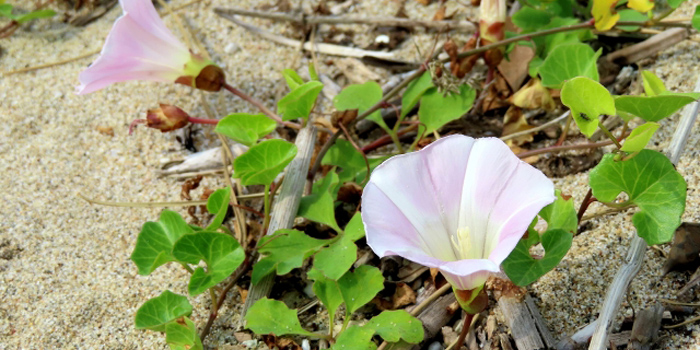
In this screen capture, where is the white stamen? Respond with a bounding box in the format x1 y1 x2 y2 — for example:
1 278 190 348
451 227 473 260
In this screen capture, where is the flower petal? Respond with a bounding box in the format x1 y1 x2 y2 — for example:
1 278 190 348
362 136 476 263
456 138 555 265
77 0 190 94
440 259 501 290
118 0 186 48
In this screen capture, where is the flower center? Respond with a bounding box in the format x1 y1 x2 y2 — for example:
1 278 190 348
450 227 476 260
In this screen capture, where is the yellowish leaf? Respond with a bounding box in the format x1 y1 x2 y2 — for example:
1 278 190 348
511 78 556 111
628 0 654 13
592 0 620 31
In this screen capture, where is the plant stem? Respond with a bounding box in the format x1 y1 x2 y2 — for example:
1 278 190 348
187 116 219 125
181 263 195 273
598 123 622 149
262 183 272 233
577 188 594 223
77 192 265 208
200 255 252 341
453 312 474 350
515 138 617 159
222 82 301 130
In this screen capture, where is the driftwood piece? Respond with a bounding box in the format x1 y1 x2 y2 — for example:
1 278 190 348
386 293 458 350
557 320 598 350
588 72 700 350
158 143 248 177
498 294 556 350
605 28 687 65
213 7 476 32
214 9 402 61
242 127 317 313
627 303 664 350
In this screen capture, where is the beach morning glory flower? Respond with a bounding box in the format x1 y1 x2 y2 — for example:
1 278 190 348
361 135 555 309
77 0 224 94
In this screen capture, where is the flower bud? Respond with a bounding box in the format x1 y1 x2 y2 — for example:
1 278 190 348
479 0 506 44
146 104 190 132
175 54 226 92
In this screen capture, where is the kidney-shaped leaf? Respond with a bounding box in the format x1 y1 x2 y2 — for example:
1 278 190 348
252 229 328 284
298 172 341 232
233 139 297 186
277 81 324 121
131 210 194 275
401 72 434 118
172 231 245 296
334 81 387 131
419 85 476 134
369 310 424 343
215 113 276 147
620 122 660 152
589 150 687 245
614 93 700 122
502 192 577 286
135 290 193 332
561 76 616 137
205 187 230 231
165 317 203 350
338 265 384 314
539 43 601 89
245 298 314 336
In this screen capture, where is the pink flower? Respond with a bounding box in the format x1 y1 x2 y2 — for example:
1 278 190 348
361 135 555 291
77 0 224 94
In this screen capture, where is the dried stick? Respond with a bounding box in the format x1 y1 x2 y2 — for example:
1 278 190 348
500 111 570 142
588 74 700 350
213 7 476 32
242 126 317 314
214 10 400 60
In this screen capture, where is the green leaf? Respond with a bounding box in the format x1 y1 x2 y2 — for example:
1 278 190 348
135 290 193 332
215 113 277 147
589 150 687 245
418 85 476 134
172 231 245 296
233 139 297 186
620 122 660 152
503 229 573 286
334 81 388 131
502 191 577 286
369 310 424 343
614 94 700 122
617 10 648 31
539 190 579 234
245 298 314 336
401 72 434 118
332 325 376 350
252 229 327 284
298 172 342 232
309 62 320 81
540 18 593 57
314 238 357 280
344 212 366 242
692 6 700 32
0 4 13 18
164 317 203 350
560 77 616 137
131 210 194 275
512 7 553 32
308 268 343 326
282 69 304 90
641 71 667 96
277 81 324 121
539 43 601 89
338 265 384 314
205 187 230 231
668 0 687 8
322 139 388 183
15 9 56 23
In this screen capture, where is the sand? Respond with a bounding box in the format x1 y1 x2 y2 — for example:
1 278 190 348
1 0 700 349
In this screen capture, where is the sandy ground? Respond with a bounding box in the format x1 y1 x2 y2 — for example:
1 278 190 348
1 0 700 349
